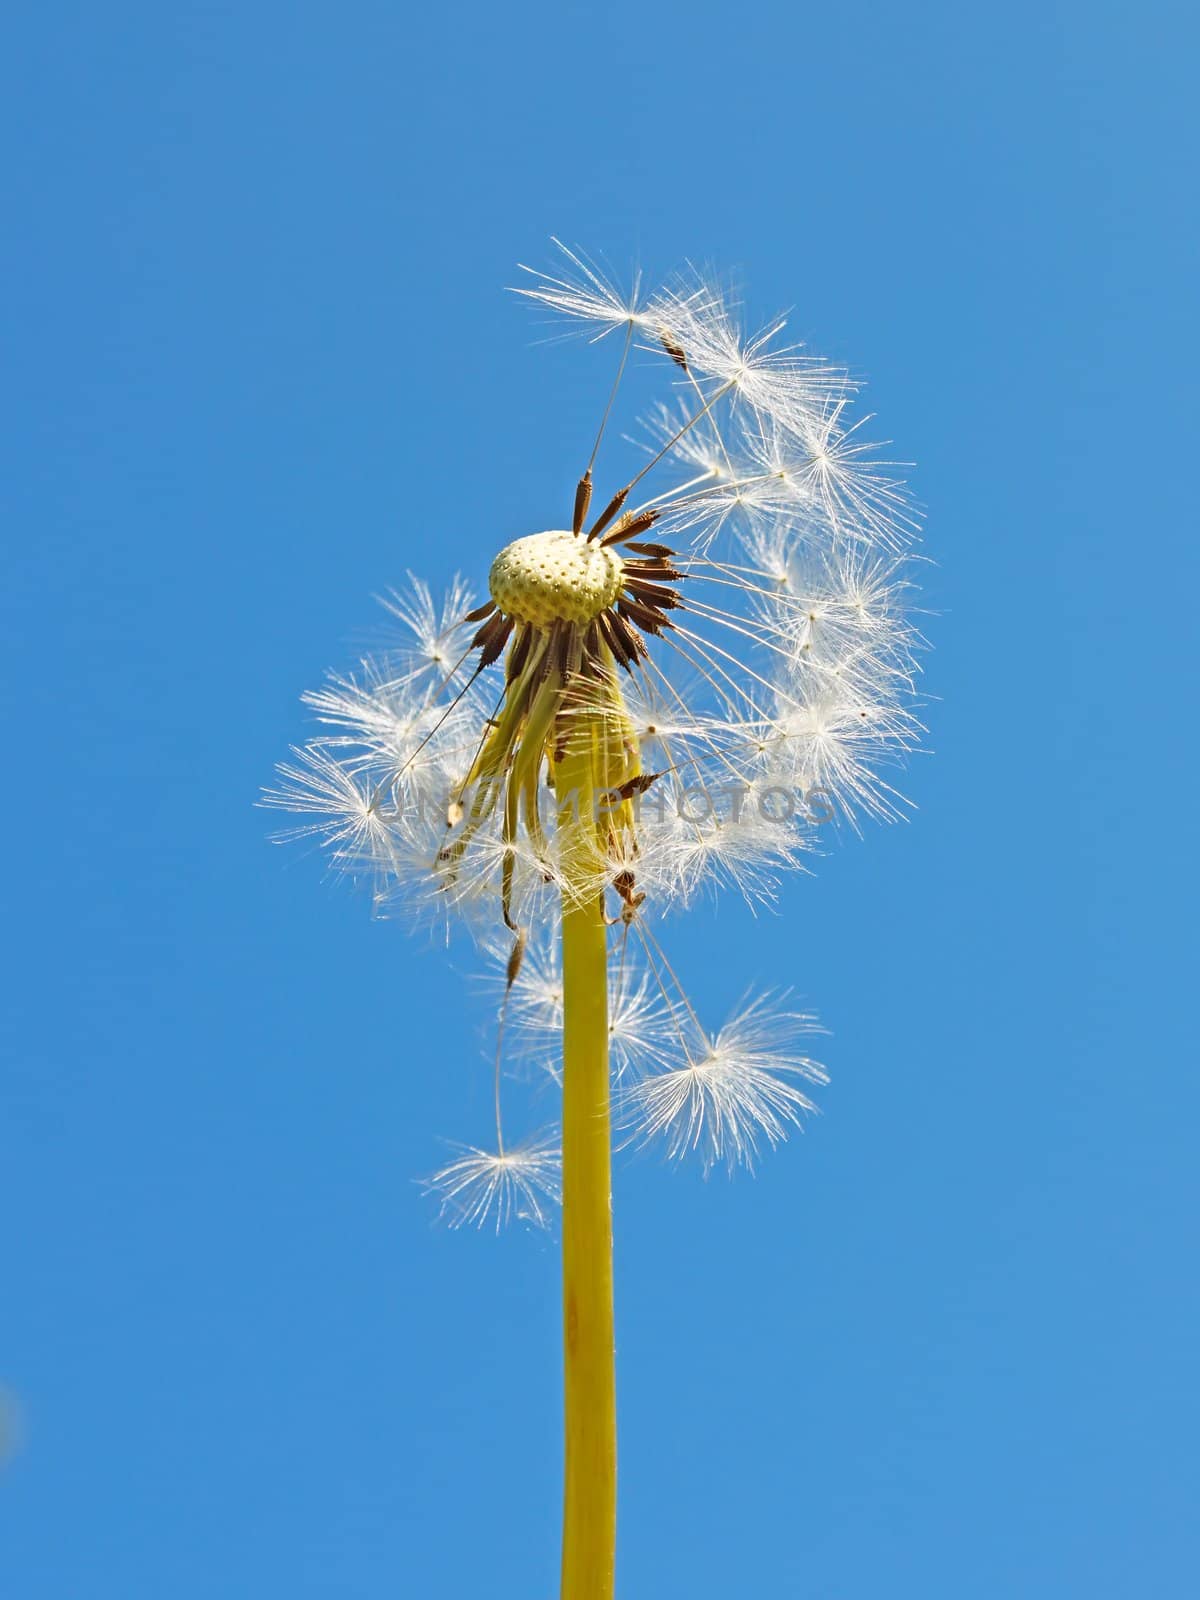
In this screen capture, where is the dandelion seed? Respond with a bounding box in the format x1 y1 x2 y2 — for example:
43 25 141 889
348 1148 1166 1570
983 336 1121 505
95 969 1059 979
755 688 922 826
261 745 401 873
623 994 828 1173
423 1132 562 1231
607 965 679 1081
513 240 648 338
377 573 480 682
648 271 848 421
491 924 680 1083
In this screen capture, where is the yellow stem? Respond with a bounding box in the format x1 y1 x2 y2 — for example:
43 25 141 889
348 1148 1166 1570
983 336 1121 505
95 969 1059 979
556 735 617 1600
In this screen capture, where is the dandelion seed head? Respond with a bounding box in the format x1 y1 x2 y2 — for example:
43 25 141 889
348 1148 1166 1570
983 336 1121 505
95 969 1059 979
490 530 625 628
269 250 922 924
267 243 926 1188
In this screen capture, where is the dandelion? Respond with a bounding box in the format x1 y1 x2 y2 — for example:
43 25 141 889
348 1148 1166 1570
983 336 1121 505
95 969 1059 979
265 243 926 1599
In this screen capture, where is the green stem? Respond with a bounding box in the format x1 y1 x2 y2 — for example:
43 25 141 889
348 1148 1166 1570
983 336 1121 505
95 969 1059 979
556 747 617 1600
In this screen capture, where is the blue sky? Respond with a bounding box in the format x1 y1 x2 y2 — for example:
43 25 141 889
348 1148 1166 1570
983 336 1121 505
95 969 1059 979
2 2 1196 1595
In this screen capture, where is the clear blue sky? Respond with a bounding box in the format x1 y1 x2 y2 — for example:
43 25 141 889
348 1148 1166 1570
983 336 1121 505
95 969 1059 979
3 3 1196 1595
